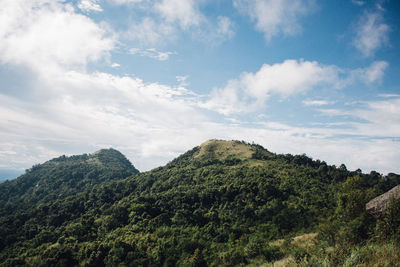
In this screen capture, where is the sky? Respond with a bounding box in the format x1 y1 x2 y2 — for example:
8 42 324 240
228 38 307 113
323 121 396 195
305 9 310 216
0 0 400 179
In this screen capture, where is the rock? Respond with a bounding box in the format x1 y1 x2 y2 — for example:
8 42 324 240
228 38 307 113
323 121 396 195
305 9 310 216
366 185 400 217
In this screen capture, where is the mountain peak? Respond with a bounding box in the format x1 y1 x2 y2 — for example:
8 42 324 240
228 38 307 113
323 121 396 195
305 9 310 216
195 139 257 161
92 147 121 155
91 148 139 173
0 149 139 210
46 148 138 174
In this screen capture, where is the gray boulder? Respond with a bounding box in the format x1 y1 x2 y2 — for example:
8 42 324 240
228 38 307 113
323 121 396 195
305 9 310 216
366 185 400 217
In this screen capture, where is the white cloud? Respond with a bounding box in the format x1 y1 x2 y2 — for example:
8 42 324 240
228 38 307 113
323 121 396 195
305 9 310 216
349 60 388 84
78 0 103 12
316 108 347 117
317 97 400 138
181 15 236 46
216 16 235 40
362 60 388 83
203 60 388 115
302 99 334 106
203 59 341 114
129 47 176 61
233 0 315 41
155 0 204 29
379 94 400 98
111 63 120 68
353 98 400 138
201 79 248 115
121 2 233 46
126 17 175 46
255 124 400 174
239 60 340 97
109 0 142 4
0 0 115 73
351 0 365 6
353 11 389 57
0 68 206 171
176 75 189 87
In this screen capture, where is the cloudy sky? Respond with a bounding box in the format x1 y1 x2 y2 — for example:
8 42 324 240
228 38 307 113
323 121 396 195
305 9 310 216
1 0 399 178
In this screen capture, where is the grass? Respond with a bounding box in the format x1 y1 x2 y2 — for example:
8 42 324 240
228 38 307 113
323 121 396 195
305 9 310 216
342 242 400 267
292 233 318 248
195 140 256 161
261 233 400 267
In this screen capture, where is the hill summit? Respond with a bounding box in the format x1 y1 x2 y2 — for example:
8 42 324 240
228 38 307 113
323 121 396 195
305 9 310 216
48 148 138 172
0 148 138 218
194 140 262 161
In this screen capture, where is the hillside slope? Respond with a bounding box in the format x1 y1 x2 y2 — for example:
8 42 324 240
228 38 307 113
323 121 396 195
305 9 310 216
0 140 399 266
0 148 138 257
0 148 138 212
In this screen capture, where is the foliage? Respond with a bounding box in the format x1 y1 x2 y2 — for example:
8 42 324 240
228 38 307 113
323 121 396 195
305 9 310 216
0 140 399 266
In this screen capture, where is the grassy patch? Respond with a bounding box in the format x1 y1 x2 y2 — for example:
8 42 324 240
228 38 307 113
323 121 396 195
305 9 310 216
195 140 256 161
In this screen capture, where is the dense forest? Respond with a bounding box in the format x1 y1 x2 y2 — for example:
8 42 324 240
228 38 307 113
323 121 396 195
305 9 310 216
0 140 399 266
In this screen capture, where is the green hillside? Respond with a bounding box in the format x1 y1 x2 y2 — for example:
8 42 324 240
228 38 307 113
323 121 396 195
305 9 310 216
0 148 138 212
0 140 399 266
0 148 138 260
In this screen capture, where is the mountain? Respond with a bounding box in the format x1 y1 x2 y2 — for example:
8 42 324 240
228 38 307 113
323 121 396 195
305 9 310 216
0 140 399 266
0 148 138 213
0 148 140 265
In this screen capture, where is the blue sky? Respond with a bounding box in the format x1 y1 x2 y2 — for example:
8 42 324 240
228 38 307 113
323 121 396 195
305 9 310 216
0 0 400 178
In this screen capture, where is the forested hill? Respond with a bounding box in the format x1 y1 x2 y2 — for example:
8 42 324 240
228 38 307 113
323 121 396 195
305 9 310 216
0 148 138 216
0 140 400 266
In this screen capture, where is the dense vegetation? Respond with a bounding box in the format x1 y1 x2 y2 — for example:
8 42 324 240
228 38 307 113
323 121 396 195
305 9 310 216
0 140 399 266
0 148 138 213
0 148 138 258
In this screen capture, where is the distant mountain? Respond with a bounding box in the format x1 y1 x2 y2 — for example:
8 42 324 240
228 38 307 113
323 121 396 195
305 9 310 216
0 148 138 216
0 140 399 266
0 169 22 182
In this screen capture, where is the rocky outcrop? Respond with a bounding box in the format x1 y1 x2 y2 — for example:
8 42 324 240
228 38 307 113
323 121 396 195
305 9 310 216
366 185 400 217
